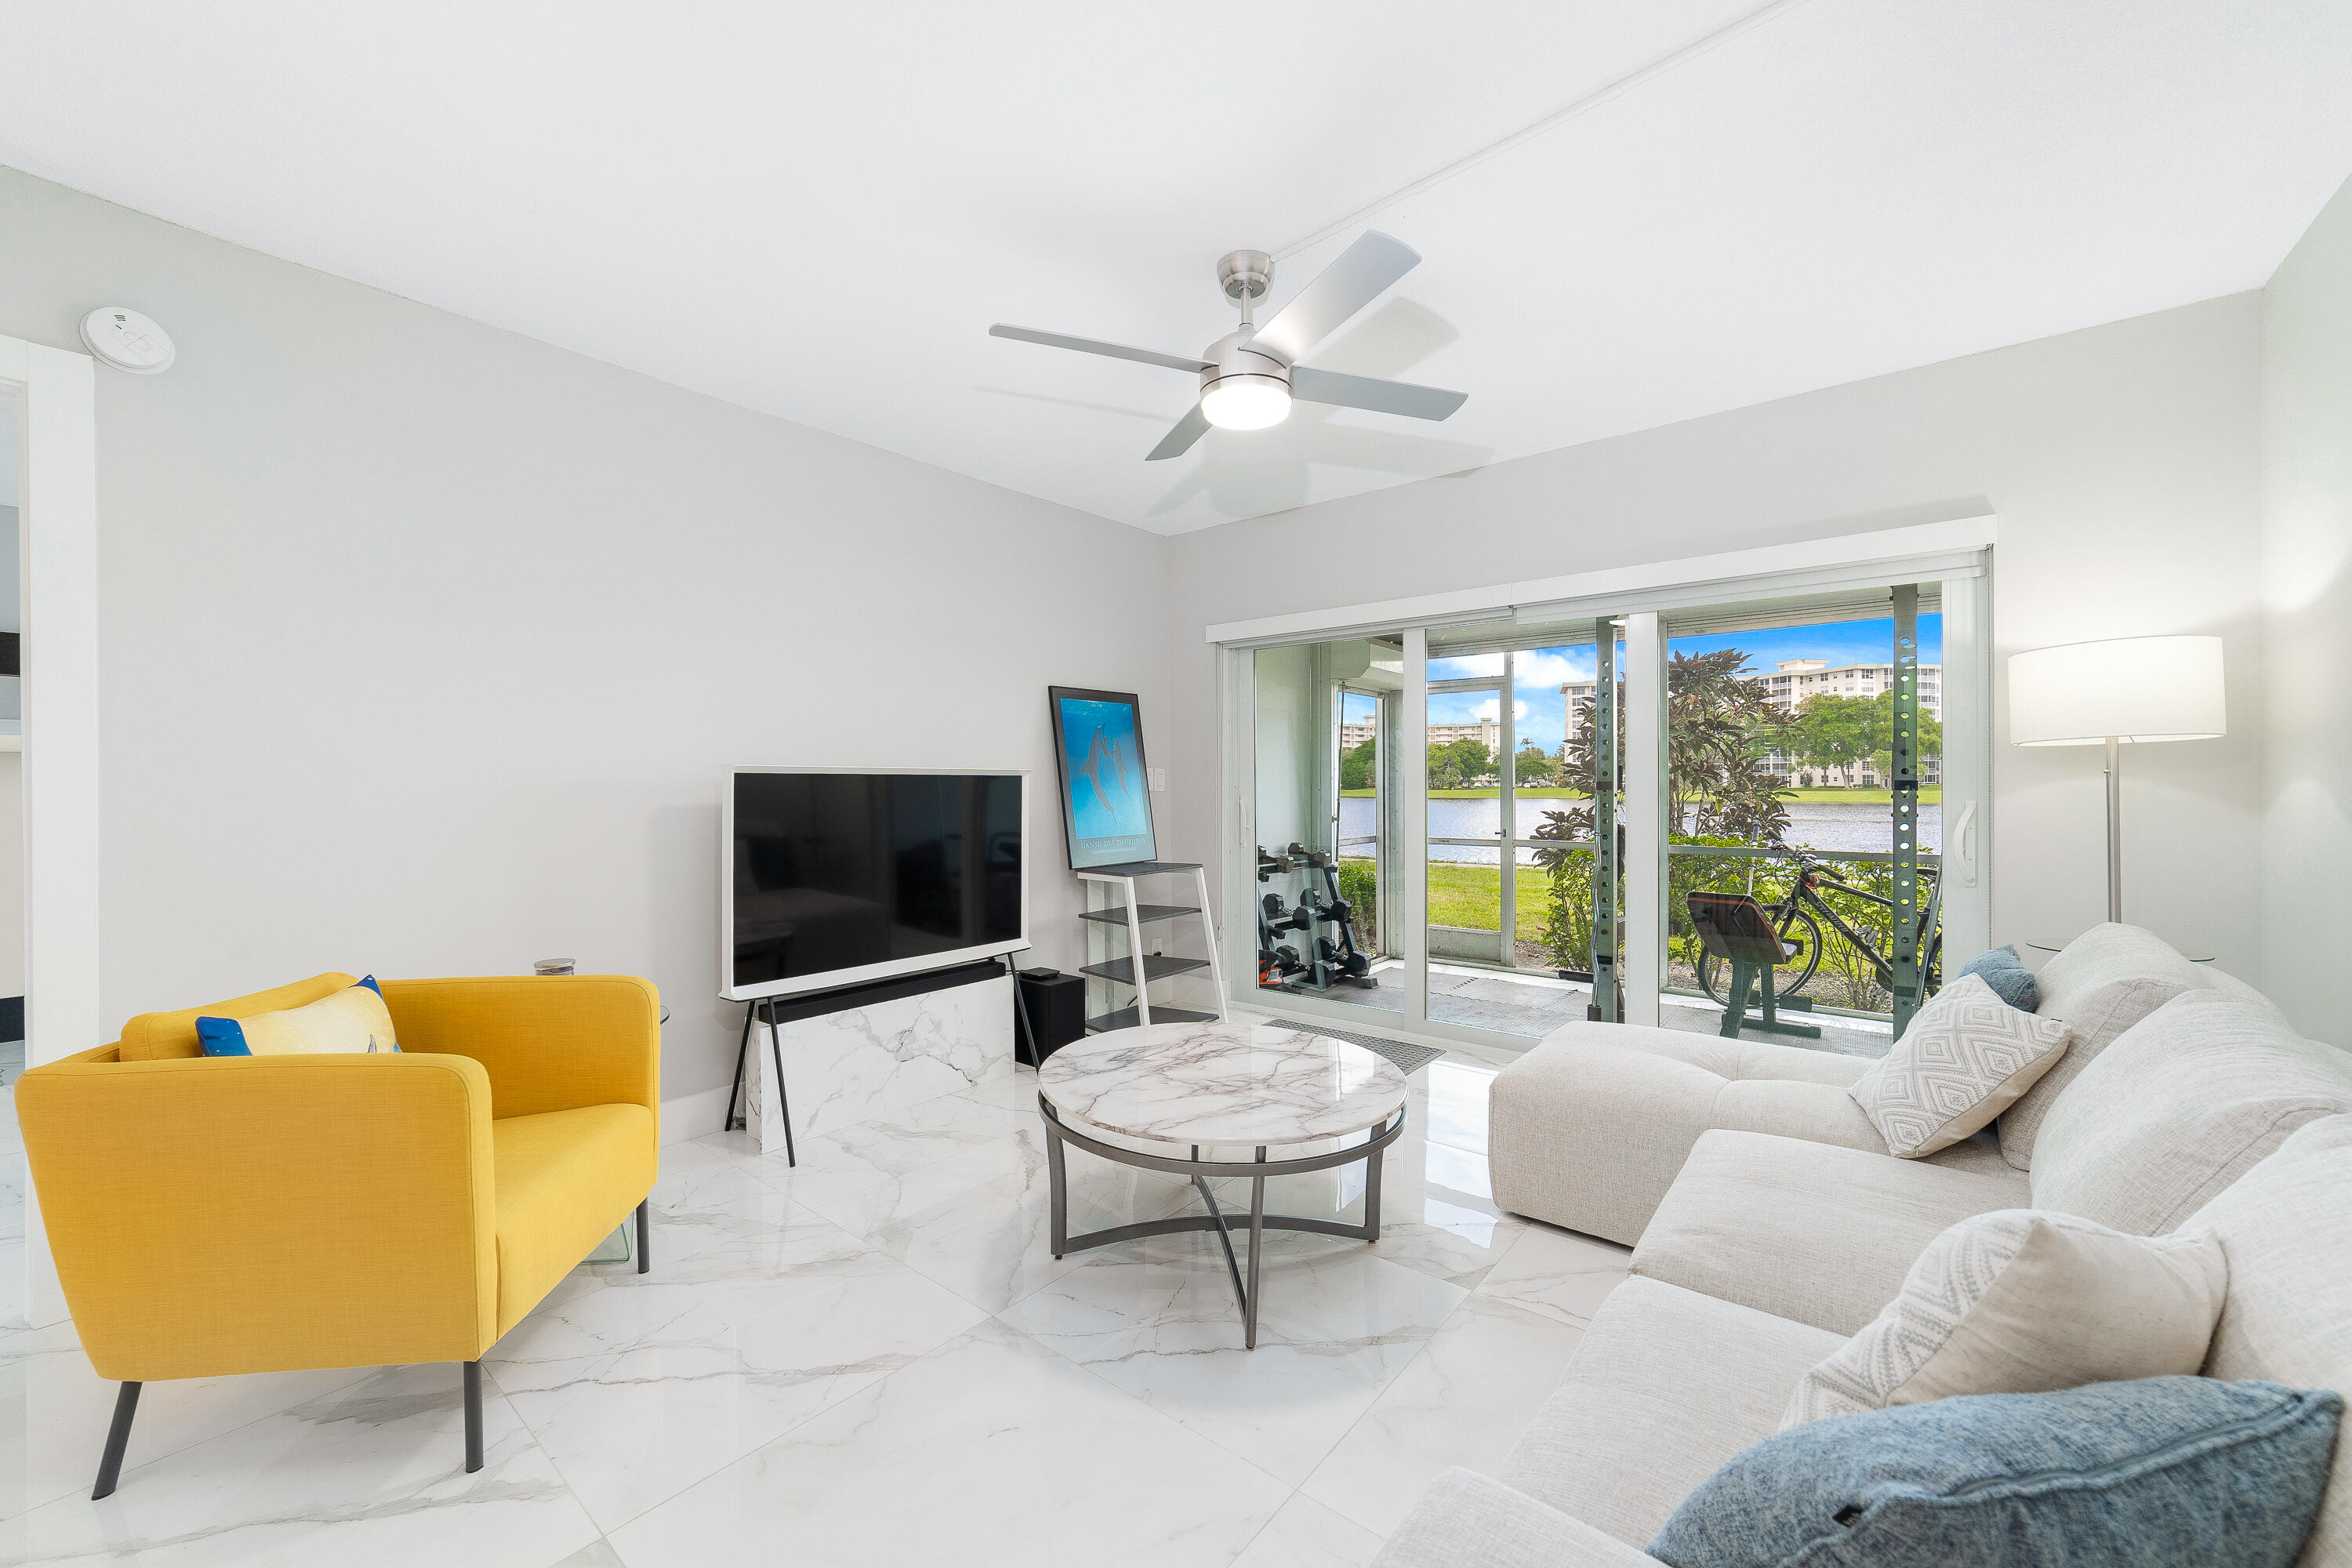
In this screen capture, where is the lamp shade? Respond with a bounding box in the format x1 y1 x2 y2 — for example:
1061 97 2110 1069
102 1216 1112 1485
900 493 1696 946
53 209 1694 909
2008 635 2226 747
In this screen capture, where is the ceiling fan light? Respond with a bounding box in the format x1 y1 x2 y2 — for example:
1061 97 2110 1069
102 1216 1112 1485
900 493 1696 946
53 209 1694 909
1200 375 1290 431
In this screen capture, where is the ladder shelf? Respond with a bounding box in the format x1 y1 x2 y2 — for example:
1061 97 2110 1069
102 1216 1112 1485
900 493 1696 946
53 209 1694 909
1075 861 1229 1034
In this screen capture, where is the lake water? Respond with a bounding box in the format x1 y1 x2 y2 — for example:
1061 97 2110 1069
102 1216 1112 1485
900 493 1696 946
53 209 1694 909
1338 797 1942 863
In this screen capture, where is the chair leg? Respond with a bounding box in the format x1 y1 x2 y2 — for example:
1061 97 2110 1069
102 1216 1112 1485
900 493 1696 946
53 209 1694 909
91 1381 142 1500
636 1198 651 1274
463 1361 484 1473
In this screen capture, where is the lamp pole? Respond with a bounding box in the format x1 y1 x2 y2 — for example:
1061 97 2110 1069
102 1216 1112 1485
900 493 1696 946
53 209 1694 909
2009 635 2224 937
2103 735 2123 924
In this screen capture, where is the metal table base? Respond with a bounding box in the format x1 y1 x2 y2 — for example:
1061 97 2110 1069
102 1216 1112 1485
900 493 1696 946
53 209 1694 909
1040 1098 1408 1349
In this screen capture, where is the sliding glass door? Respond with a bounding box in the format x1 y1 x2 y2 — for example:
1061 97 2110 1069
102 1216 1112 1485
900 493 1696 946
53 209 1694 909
1247 637 1403 1021
1642 585 1955 1051
1221 561 1989 1051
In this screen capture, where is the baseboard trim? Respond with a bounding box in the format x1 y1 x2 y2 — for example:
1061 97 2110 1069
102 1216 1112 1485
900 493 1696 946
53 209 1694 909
660 1083 734 1145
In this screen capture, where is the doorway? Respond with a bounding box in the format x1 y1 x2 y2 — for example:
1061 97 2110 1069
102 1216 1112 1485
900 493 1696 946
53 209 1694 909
2 332 103 1330
1 381 23 1324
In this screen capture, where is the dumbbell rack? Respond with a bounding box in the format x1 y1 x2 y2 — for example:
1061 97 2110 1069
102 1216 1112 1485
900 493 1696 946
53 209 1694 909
1075 861 1229 1033
1256 843 1374 994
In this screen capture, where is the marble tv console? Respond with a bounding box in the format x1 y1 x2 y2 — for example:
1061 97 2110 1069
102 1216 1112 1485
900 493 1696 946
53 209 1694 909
741 960 1015 1152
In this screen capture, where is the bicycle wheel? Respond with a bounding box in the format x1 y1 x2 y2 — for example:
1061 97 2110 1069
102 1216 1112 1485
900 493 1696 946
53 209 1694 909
1697 909 1823 1004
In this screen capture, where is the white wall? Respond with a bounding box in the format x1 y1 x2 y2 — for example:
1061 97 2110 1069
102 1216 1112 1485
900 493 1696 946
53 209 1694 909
0 166 1176 1102
2259 174 2352 1047
1167 294 2270 981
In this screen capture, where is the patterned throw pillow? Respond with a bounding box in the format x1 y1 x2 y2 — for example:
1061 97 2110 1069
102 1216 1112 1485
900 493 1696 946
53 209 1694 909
1848 974 2073 1156
1952 943 2038 1010
195 975 402 1056
1783 1209 2227 1428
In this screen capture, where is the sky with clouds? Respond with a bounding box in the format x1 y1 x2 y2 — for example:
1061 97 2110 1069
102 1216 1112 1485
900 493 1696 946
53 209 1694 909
1402 615 1946 753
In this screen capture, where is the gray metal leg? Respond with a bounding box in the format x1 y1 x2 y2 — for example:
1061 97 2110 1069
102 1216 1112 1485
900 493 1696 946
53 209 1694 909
92 1381 141 1499
1192 1166 1250 1316
1246 1148 1267 1350
1046 1116 1069 1259
463 1361 483 1473
1036 1101 1408 1349
723 1004 754 1133
761 998 797 1167
635 1199 650 1275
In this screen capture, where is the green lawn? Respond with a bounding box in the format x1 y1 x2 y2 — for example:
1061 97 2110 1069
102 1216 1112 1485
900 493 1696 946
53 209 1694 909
1345 859 1548 935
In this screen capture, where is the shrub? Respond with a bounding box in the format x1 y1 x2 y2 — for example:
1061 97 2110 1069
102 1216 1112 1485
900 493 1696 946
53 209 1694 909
1336 858 1379 955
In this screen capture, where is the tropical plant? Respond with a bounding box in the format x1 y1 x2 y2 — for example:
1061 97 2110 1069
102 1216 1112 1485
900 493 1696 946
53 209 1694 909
1533 647 1797 970
1806 858 1897 1010
1664 649 1796 839
1535 648 1793 845
1336 858 1379 955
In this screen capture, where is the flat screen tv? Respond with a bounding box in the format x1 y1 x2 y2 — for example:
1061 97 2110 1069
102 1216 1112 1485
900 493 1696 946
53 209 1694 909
723 768 1027 1002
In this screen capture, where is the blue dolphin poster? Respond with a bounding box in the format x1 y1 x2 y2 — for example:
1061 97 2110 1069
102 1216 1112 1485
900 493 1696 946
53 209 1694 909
1048 687 1156 869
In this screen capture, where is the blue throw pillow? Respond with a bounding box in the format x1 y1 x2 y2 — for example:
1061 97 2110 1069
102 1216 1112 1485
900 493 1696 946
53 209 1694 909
1953 943 2038 1011
1649 1377 2339 1568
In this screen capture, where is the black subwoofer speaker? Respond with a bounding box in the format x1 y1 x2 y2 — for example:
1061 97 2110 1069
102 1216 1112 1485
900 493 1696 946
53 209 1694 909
1015 968 1087 1067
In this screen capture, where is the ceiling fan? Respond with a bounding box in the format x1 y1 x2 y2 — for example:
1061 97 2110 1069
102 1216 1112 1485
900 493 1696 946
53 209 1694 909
990 230 1468 461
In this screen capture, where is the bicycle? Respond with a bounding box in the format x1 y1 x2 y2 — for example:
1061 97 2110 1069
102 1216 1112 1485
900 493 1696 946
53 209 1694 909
1694 856 1943 1010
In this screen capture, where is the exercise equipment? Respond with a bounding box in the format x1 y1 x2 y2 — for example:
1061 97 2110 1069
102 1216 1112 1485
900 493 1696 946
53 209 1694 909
1255 844 1373 992
1255 848 1308 986
1686 891 1820 1040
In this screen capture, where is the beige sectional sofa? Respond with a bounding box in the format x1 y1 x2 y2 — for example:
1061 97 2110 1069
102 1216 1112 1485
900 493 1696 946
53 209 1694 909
1375 927 2352 1567
1488 924 2284 1247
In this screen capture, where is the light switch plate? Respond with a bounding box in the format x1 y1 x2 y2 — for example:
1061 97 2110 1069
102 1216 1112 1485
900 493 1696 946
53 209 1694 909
1149 767 1167 792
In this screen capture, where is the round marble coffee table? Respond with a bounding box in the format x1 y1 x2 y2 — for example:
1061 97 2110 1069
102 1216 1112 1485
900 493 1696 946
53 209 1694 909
1035 1019 1409 1348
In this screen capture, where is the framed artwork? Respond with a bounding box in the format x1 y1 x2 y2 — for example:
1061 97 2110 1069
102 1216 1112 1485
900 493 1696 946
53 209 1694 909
1047 686 1156 869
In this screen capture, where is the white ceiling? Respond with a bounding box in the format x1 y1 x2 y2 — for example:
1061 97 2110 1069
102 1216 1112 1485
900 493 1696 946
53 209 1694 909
5 2 2351 535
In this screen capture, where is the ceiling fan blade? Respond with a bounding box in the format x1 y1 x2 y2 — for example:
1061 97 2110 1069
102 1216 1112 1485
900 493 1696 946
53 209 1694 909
1290 365 1467 421
1145 404 1210 461
989 324 1212 375
1245 231 1421 366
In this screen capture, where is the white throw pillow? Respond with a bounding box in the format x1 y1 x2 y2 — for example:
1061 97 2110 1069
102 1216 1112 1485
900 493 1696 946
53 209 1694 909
1781 1208 2227 1428
1848 974 2073 1156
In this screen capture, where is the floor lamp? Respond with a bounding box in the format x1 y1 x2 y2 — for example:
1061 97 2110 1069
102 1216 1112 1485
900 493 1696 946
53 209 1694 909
2007 635 2226 924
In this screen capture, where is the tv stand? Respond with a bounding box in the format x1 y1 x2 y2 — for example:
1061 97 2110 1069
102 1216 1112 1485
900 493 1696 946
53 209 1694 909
724 961 1016 1160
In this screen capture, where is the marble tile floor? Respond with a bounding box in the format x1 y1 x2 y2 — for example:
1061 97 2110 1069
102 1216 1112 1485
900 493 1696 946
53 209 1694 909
0 1045 1633 1566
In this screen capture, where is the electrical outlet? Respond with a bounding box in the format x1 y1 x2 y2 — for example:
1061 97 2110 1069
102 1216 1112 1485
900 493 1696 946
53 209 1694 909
1149 767 1167 793
1150 936 1165 956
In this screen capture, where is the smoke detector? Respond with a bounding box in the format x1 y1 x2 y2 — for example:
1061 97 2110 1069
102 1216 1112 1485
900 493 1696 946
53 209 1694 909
79 307 176 375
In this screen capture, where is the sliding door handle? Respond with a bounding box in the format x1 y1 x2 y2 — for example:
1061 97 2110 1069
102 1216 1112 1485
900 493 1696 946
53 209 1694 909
1954 800 1979 887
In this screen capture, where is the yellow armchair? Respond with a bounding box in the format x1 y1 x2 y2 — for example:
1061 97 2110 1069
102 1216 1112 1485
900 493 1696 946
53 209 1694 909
16 971 660 1497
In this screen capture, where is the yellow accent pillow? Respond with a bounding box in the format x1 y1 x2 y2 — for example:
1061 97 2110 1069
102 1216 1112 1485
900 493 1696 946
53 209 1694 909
194 977 401 1057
